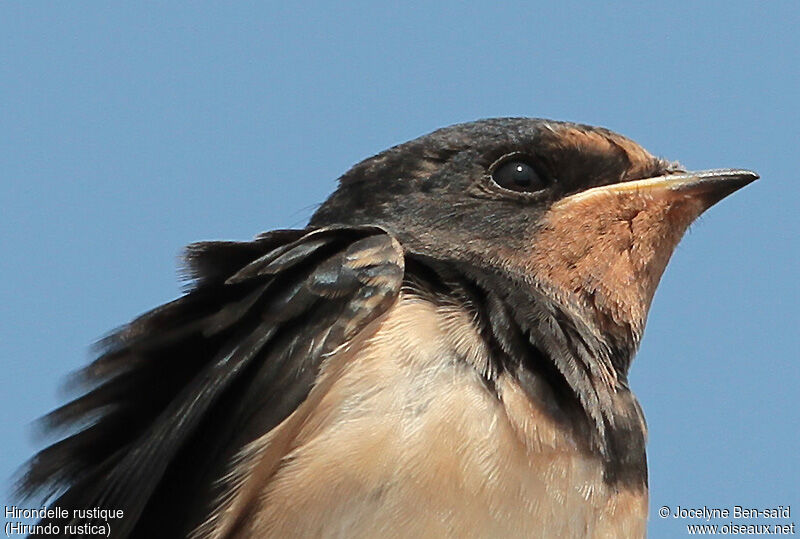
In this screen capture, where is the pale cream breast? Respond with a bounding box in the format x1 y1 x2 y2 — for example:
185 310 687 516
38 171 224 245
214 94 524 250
197 293 647 539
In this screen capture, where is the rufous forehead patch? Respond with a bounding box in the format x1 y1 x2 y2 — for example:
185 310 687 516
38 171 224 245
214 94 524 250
543 125 660 181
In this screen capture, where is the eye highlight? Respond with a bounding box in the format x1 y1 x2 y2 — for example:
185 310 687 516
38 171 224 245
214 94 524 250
490 157 548 193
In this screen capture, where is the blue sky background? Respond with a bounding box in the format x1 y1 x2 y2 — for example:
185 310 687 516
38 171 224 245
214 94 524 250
1 2 798 536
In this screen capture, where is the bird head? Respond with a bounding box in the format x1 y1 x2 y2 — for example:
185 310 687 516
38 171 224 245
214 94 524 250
311 118 756 376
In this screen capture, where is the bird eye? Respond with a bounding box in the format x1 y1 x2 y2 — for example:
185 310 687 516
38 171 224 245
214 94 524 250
491 158 547 192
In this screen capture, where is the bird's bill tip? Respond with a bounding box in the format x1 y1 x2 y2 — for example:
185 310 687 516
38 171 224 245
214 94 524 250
632 168 758 195
555 168 758 209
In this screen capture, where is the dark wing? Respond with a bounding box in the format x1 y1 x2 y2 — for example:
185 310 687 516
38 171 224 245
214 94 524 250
17 226 405 538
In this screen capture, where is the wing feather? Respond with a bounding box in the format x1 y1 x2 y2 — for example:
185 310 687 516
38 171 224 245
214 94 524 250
18 226 404 538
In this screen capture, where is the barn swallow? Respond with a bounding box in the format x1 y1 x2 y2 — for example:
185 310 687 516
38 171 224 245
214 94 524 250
18 118 757 538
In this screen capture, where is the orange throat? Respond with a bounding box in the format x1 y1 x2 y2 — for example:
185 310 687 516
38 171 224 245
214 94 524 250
511 187 709 350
